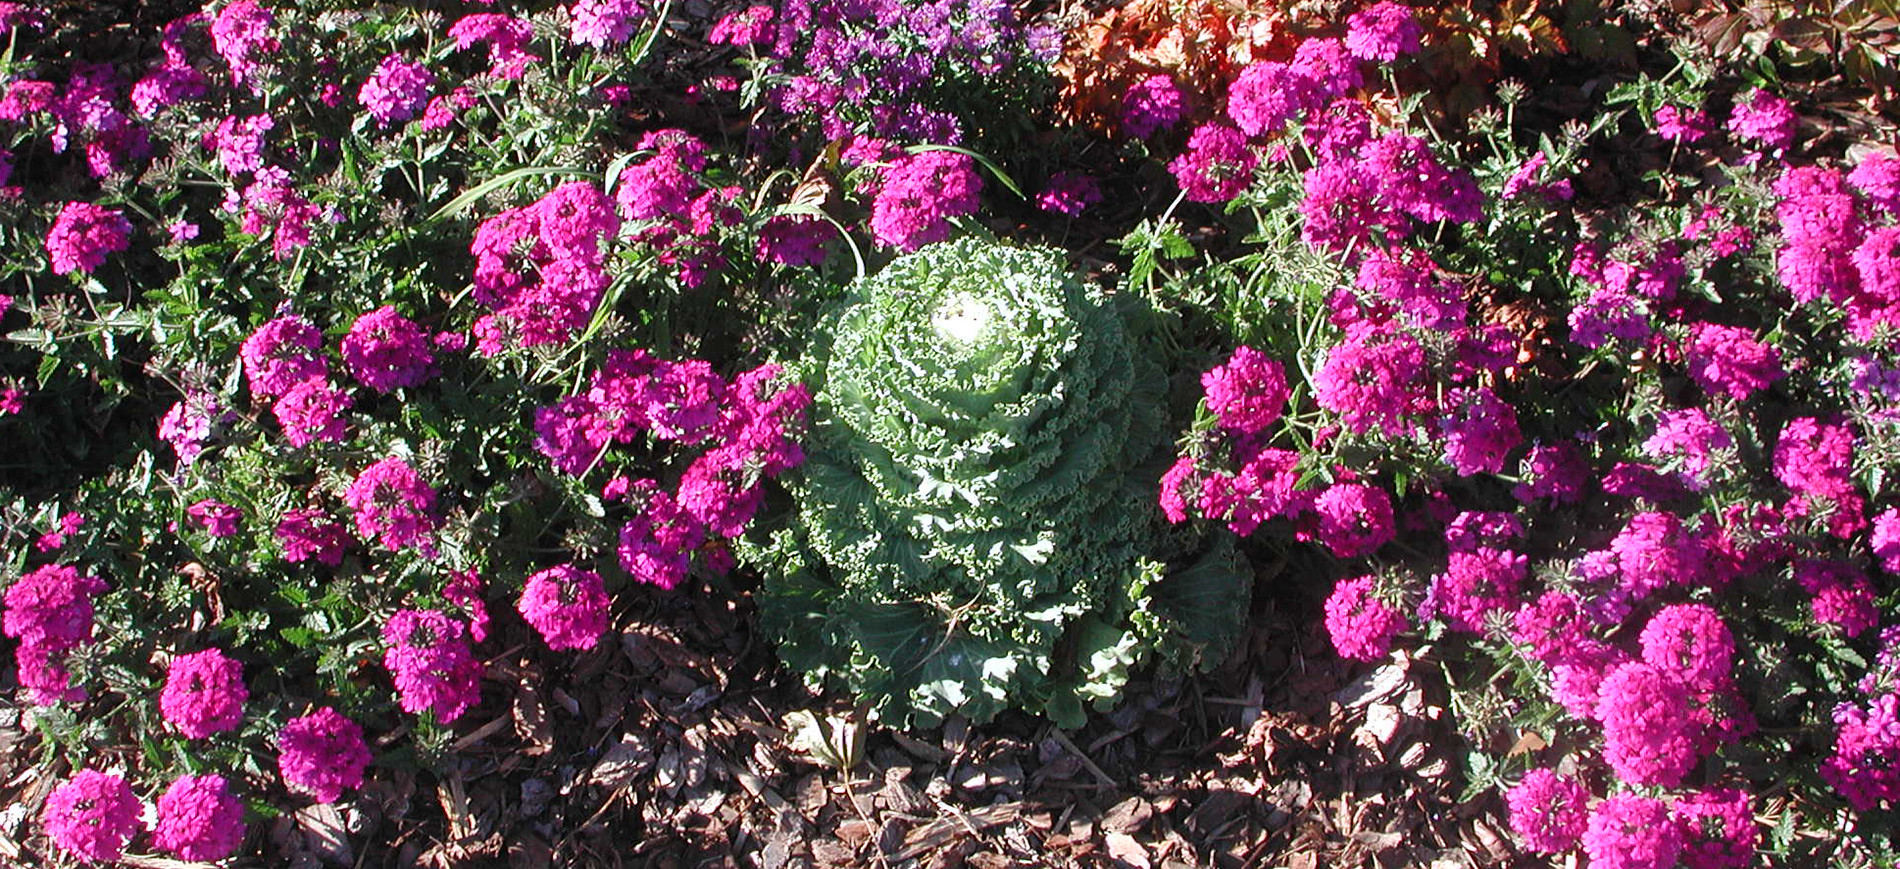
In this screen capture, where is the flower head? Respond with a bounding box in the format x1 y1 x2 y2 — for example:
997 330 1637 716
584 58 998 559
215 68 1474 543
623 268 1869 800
278 707 372 803
153 774 246 861
160 648 248 738
42 770 142 862
519 564 611 650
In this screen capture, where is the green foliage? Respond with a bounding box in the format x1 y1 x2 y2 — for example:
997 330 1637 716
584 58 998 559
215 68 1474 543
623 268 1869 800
745 238 1248 726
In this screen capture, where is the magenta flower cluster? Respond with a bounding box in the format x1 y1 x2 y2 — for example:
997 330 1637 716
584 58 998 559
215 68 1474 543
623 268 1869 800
614 130 746 286
277 706 373 803
470 181 619 352
159 647 249 738
382 608 482 722
518 564 612 651
2 563 108 704
343 456 440 553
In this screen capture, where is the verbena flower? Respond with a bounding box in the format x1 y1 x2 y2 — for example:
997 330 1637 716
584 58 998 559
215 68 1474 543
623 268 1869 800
1597 661 1704 787
1583 794 1683 869
519 564 611 650
1323 575 1406 660
1670 787 1758 869
1821 693 1900 811
1727 89 1798 151
276 507 351 566
570 0 644 47
153 774 245 862
870 150 983 251
1654 105 1713 143
1344 1 1424 62
240 315 327 402
1424 546 1525 633
45 200 132 275
1638 603 1735 692
274 378 353 447
1684 323 1782 401
2 563 108 704
341 306 435 393
358 53 434 128
1795 560 1879 637
1506 768 1589 853
382 609 481 723
208 113 272 176
1201 346 1288 435
1120 74 1184 138
1168 123 1258 203
1035 171 1102 217
210 0 277 88
159 648 249 738
186 499 242 537
1305 483 1394 558
343 457 439 553
448 14 538 79
277 707 372 803
618 480 706 590
41 770 142 863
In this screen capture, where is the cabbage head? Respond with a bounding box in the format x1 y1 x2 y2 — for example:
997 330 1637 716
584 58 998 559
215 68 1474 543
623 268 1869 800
744 237 1248 727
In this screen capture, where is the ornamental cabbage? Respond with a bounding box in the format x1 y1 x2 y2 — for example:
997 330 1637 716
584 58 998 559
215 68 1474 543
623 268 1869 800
745 238 1249 726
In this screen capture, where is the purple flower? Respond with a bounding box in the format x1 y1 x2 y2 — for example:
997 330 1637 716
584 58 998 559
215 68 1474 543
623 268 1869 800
45 201 132 276
382 608 482 723
153 774 246 861
618 480 706 590
1344 2 1424 62
1684 323 1782 400
278 707 372 803
2 564 108 704
276 508 350 566
208 113 272 176
519 564 611 650
756 215 833 267
1121 74 1185 138
1227 61 1320 136
1035 171 1103 217
1822 693 1900 810
1727 89 1798 150
1506 768 1589 853
187 499 242 537
1583 794 1683 869
1670 788 1758 869
1168 123 1258 203
1654 105 1713 143
571 0 645 47
358 53 434 128
1596 661 1704 787
341 306 435 393
274 378 353 447
240 315 327 402
1424 546 1524 633
343 457 439 553
160 648 248 738
1323 575 1407 660
870 150 983 251
1201 346 1288 435
41 770 142 862
1305 483 1394 558
1638 603 1735 691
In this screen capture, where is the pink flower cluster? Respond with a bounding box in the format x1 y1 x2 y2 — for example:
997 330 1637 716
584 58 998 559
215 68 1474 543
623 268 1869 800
615 130 745 286
340 305 436 393
41 770 143 862
343 457 440 553
159 647 249 738
470 181 619 352
869 149 983 251
358 53 435 128
518 564 611 650
276 506 352 565
382 608 482 722
45 200 132 276
2 563 107 704
449 14 539 80
277 706 372 803
153 774 246 861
